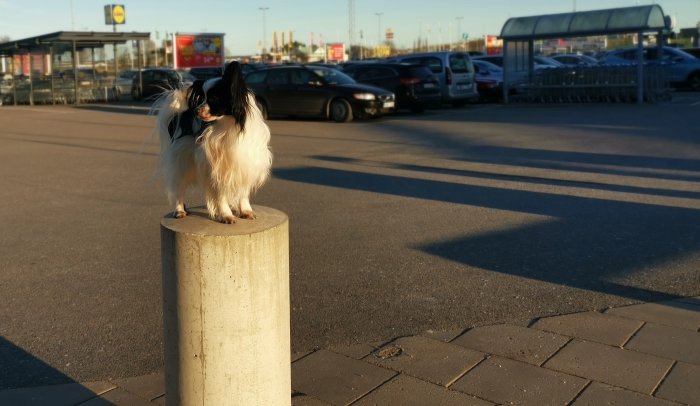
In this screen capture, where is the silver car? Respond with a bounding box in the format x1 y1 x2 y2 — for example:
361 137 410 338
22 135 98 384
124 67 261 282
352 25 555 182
390 51 479 106
114 69 138 99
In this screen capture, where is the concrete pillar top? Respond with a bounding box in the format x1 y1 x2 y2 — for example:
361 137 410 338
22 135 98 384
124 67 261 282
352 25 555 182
161 205 288 237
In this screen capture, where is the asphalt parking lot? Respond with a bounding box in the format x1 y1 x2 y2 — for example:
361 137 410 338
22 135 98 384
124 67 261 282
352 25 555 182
1 95 699 389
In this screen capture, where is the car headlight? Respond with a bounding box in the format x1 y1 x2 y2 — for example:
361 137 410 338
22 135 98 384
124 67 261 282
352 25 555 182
353 93 376 101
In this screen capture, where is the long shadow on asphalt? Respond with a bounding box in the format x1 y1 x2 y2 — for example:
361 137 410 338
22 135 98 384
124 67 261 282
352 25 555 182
0 338 114 406
273 165 700 304
313 155 700 199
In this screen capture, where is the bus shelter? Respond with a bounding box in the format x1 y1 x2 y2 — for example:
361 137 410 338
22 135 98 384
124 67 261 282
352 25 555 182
499 5 671 103
0 31 150 105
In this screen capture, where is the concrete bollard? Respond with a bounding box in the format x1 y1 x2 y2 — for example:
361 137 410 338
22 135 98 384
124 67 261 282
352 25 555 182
160 206 290 406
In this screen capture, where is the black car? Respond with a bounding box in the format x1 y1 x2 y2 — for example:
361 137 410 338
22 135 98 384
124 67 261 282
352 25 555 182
189 63 264 81
131 68 181 100
244 65 395 122
188 67 224 80
342 62 441 112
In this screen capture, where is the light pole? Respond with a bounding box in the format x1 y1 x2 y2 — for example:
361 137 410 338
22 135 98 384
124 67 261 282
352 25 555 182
259 7 269 58
455 16 463 50
375 12 383 47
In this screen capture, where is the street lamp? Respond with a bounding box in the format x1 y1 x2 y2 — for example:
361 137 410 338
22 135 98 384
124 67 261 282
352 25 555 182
259 7 269 56
375 12 383 47
455 16 463 50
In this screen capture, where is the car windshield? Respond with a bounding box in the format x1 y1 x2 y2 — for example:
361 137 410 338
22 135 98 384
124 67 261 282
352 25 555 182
449 53 473 73
309 67 356 85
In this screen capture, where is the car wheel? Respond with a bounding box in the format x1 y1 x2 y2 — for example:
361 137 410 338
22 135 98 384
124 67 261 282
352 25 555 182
330 98 353 122
131 87 141 101
687 72 700 91
410 104 425 113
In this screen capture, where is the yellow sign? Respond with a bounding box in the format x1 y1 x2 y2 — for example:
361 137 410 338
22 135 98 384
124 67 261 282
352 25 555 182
104 4 126 25
112 5 125 24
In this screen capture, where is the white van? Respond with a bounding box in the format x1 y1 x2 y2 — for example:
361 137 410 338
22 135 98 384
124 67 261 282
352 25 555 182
390 51 478 106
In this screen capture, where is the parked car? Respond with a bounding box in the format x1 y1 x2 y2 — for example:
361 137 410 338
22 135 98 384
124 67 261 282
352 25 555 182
342 62 441 112
472 59 505 102
244 65 395 122
473 54 564 70
681 47 700 58
240 62 267 76
534 56 565 69
56 68 107 89
550 54 599 67
188 67 224 80
178 71 196 87
388 51 478 106
131 68 181 101
113 69 138 99
187 63 265 81
599 46 700 90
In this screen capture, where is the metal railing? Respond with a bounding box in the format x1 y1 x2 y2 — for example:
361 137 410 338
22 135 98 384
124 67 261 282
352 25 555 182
508 64 672 103
1 79 118 106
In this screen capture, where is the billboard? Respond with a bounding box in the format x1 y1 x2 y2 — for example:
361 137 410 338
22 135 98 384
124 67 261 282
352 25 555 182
485 35 503 55
104 4 126 25
326 43 345 62
173 33 225 69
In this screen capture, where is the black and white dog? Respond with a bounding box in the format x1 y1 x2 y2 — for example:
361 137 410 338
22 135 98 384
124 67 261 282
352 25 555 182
153 61 272 223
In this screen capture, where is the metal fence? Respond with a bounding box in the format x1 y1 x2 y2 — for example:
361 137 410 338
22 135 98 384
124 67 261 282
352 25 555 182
509 64 672 103
0 79 118 106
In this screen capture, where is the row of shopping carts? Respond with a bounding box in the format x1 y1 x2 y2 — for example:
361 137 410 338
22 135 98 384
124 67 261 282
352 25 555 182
508 64 672 103
0 79 118 106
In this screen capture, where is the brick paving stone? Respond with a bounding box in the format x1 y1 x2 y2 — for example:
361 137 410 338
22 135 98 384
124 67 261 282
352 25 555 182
293 351 314 362
110 372 165 401
654 362 700 406
79 387 153 405
421 328 467 343
451 355 588 406
543 340 673 394
625 323 700 365
328 343 378 360
353 374 494 406
451 324 570 366
292 393 333 406
606 302 700 331
367 335 485 387
0 381 115 406
291 349 397 405
571 382 680 406
532 311 643 347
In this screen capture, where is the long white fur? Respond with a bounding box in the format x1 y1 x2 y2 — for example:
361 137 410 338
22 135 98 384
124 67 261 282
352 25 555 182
153 87 272 223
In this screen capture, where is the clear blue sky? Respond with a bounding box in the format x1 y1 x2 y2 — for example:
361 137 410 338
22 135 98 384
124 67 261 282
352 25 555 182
1 1 698 55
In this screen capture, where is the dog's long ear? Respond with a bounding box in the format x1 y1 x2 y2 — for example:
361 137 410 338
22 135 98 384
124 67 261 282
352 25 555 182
222 61 251 132
187 80 207 110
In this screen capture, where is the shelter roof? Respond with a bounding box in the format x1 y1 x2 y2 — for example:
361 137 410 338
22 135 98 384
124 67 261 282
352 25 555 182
0 31 150 56
500 5 668 40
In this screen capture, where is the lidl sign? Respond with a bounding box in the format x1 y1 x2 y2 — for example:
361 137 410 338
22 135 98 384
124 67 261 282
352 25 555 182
104 4 126 25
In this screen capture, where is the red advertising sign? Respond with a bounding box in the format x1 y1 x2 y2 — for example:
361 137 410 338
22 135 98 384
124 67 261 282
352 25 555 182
327 43 345 62
485 35 503 55
173 33 225 68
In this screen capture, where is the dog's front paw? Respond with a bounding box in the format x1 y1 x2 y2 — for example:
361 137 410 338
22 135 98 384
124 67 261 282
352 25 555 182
239 211 256 220
220 214 237 224
174 210 187 219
